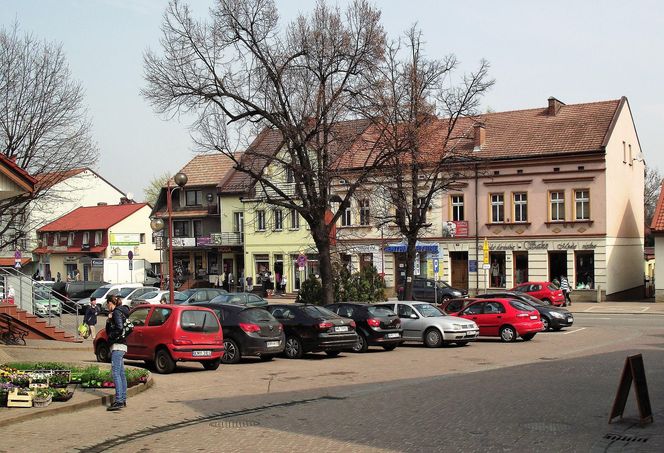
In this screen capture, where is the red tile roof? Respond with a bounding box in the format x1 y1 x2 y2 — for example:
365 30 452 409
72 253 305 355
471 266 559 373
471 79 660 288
34 168 87 189
38 203 148 232
170 153 239 187
0 257 31 267
32 246 106 255
0 154 37 193
650 182 664 232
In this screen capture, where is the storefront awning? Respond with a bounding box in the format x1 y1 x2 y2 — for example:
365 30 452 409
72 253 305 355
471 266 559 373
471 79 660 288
384 242 439 253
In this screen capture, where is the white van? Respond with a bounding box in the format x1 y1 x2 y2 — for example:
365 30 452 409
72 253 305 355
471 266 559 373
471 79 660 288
77 283 144 313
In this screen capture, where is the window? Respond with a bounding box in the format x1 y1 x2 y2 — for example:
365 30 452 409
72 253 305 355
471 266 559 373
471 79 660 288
256 210 266 231
185 190 203 206
148 308 173 327
43 233 49 246
451 195 464 221
490 193 504 223
575 190 590 220
484 302 506 314
82 232 90 245
513 192 528 222
94 231 103 246
273 209 283 231
341 204 351 226
180 310 219 333
128 307 151 327
629 144 633 166
192 220 203 237
233 212 244 233
417 197 427 223
463 303 484 315
286 167 294 183
290 209 300 229
575 251 594 289
359 199 370 226
54 233 60 244
550 191 565 221
173 220 190 237
397 304 415 318
67 232 75 246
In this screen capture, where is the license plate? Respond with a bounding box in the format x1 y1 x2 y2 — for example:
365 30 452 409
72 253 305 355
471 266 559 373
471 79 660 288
335 326 349 332
266 341 280 348
567 318 573 322
386 333 400 338
192 350 211 357
466 331 478 337
530 315 538 320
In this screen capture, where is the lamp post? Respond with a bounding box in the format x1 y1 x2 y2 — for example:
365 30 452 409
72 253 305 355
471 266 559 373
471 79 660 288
150 172 187 304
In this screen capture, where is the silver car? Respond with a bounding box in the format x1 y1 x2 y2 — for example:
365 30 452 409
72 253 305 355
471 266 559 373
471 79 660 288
377 301 479 347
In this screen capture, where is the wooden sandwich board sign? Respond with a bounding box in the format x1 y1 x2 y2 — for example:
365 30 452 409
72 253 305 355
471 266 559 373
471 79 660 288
608 354 653 425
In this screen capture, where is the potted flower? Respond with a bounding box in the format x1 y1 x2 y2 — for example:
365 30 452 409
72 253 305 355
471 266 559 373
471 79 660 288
51 388 74 402
11 374 30 389
0 383 15 407
32 388 52 407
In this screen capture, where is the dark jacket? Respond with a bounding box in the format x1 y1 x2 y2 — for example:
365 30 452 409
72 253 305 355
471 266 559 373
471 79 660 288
106 305 130 345
83 305 97 325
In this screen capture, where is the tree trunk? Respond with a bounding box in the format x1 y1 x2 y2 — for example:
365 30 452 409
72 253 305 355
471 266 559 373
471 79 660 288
402 235 419 300
313 231 335 306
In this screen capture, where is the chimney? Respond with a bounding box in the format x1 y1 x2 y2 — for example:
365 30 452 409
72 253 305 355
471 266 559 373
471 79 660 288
548 97 565 116
473 122 486 151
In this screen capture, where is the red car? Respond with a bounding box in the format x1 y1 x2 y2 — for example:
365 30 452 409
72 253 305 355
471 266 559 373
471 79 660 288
451 298 543 342
511 281 565 306
94 304 224 374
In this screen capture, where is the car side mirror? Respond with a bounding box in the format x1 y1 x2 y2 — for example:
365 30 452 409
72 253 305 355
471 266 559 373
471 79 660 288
410 313 418 319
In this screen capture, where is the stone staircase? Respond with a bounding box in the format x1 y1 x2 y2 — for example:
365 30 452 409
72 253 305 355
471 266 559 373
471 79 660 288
0 304 79 342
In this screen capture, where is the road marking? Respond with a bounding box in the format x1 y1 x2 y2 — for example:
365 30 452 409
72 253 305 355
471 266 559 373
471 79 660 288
563 327 586 335
583 306 651 313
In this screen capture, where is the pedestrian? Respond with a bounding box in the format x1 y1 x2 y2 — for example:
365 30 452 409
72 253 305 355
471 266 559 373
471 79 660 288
56 272 61 282
83 297 98 339
74 269 81 281
105 295 129 411
560 275 572 306
246 276 253 293
281 275 288 295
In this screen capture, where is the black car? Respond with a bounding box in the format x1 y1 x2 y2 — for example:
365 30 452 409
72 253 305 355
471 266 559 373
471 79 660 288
193 302 285 364
209 292 268 307
179 288 227 304
398 278 468 303
266 304 358 359
325 302 403 353
475 291 574 331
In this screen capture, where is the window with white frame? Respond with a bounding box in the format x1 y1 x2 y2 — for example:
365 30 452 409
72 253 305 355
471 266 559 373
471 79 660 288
550 191 565 221
256 210 266 231
341 204 352 226
82 231 90 245
67 232 75 246
273 209 283 230
513 192 528 222
94 231 102 245
490 193 504 223
290 209 300 229
185 190 203 206
451 195 464 221
233 212 244 233
359 199 370 226
54 233 60 244
575 189 590 220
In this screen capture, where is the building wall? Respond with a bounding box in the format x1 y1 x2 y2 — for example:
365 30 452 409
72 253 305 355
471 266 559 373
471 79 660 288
0 172 26 199
107 205 161 264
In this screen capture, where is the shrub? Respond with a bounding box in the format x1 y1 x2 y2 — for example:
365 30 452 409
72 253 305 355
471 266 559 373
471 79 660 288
296 274 323 305
335 265 386 303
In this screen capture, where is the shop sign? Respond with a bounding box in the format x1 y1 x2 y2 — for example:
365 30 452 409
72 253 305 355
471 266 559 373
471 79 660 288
489 241 599 251
110 233 140 246
443 221 469 238
91 259 104 268
468 260 478 272
196 236 212 246
172 237 196 247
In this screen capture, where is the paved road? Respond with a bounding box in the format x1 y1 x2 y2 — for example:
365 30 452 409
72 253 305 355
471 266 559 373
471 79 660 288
1 314 662 452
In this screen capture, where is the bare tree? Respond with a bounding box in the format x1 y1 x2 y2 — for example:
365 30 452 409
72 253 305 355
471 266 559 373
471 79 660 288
353 27 493 300
0 24 98 250
143 172 171 206
143 0 399 305
645 165 662 225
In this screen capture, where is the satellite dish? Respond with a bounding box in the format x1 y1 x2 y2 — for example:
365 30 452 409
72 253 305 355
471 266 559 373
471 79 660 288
127 192 134 200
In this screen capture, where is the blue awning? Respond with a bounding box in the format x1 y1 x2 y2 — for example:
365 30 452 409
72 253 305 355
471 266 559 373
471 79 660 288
384 242 439 253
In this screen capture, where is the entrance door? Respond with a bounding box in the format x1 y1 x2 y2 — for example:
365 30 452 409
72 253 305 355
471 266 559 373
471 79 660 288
548 251 567 282
450 252 468 289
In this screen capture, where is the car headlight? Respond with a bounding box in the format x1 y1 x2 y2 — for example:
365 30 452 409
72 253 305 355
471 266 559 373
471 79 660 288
452 323 464 330
550 311 564 319
452 291 461 297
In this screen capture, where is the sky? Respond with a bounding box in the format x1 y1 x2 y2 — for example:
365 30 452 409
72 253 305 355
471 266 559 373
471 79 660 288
1 0 663 200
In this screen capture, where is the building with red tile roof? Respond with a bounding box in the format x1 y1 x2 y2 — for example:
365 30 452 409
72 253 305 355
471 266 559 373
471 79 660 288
0 154 36 199
649 183 664 300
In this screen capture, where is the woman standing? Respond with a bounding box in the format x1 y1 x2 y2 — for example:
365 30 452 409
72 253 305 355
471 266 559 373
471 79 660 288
105 295 129 411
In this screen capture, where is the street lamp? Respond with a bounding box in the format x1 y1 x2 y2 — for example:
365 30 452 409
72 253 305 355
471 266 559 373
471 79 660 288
150 172 187 304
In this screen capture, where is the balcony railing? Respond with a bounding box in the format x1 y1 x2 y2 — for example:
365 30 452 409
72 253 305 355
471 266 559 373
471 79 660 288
210 232 243 246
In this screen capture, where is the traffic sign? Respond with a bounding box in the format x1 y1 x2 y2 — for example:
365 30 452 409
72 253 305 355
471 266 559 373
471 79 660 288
297 253 307 271
128 250 134 261
433 258 439 275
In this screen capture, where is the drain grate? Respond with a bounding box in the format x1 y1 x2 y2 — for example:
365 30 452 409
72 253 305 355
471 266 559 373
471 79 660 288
209 420 259 428
604 433 649 443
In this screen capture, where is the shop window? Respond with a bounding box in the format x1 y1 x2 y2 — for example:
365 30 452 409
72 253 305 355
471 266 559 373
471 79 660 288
173 220 189 237
489 252 506 288
574 190 590 220
490 193 504 223
256 210 266 231
451 195 464 221
513 192 528 222
575 251 594 289
513 251 528 285
548 251 567 283
255 254 270 285
186 190 203 206
550 191 565 221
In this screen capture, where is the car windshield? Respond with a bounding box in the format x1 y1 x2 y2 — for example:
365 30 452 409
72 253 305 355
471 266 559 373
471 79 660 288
303 305 338 318
510 300 535 312
119 288 136 297
181 289 196 297
437 281 451 289
90 286 111 298
413 303 443 317
138 291 159 300
547 284 558 291
367 306 395 317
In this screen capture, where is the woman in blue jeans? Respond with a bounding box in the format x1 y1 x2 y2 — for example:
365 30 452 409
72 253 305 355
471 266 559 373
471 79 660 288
105 295 129 411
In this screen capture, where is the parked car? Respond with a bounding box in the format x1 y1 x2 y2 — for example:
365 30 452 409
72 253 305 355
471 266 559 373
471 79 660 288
325 302 403 352
130 290 187 306
32 289 62 317
193 302 284 363
79 283 144 314
52 280 108 308
397 278 468 303
123 287 160 306
265 304 358 359
438 298 482 315
451 298 543 342
179 288 228 304
375 301 479 347
511 282 565 306
93 304 224 373
209 292 268 307
475 291 574 331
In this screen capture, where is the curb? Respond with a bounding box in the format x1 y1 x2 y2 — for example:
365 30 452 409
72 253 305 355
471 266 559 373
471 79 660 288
0 373 154 428
571 311 664 316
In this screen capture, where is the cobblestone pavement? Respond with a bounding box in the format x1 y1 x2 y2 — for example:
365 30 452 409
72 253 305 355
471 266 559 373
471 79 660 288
0 314 662 452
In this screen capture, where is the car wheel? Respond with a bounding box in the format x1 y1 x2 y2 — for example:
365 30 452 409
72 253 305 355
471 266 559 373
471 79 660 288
154 348 176 374
382 344 397 351
201 358 221 370
222 339 241 364
541 317 550 331
522 333 536 341
352 334 368 353
284 336 303 359
326 350 341 357
259 354 274 362
423 328 443 348
499 325 517 342
95 341 111 363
